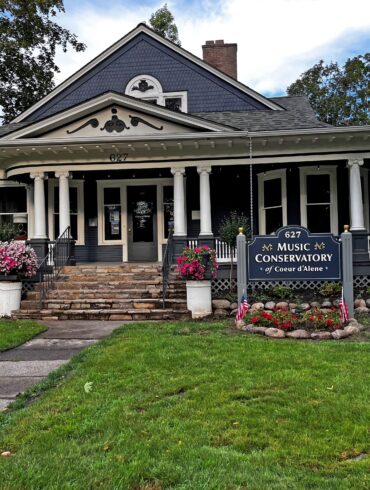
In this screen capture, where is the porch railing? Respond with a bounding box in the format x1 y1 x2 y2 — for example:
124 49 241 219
186 238 237 263
162 224 174 308
38 227 72 307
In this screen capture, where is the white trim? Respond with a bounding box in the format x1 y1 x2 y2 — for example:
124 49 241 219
12 24 281 123
48 179 85 245
299 165 338 235
97 178 173 261
6 93 229 141
257 169 287 234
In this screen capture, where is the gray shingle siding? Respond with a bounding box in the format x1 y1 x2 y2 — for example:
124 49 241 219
195 96 330 132
26 34 268 122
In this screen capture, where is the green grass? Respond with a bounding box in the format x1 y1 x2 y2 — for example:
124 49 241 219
0 321 369 489
0 319 47 351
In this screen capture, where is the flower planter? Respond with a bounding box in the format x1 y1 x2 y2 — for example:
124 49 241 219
186 280 212 318
0 280 22 317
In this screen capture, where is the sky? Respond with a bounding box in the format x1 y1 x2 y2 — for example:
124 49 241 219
55 0 370 97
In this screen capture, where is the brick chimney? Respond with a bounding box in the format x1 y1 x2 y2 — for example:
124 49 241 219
202 40 237 79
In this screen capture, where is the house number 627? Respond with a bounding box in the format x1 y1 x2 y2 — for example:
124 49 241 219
110 153 128 162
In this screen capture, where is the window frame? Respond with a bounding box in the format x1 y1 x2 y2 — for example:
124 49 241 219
299 165 338 235
257 169 287 234
125 75 188 112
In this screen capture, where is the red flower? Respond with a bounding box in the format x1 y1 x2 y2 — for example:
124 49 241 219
251 316 258 323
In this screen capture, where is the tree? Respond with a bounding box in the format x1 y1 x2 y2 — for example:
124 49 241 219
0 1 86 123
218 211 250 291
149 3 181 46
287 54 369 126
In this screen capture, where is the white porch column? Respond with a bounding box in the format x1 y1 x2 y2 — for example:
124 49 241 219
197 166 213 236
30 172 47 239
55 171 70 236
348 159 365 231
171 167 186 236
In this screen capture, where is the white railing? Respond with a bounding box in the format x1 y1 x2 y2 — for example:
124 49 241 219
186 238 237 263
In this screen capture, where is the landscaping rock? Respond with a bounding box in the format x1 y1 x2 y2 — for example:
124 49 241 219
251 302 264 311
348 318 358 325
311 331 332 340
214 308 228 318
245 325 267 334
332 299 340 307
321 300 332 308
212 299 231 310
354 298 366 308
289 303 297 310
310 301 321 307
344 325 360 335
235 320 245 329
366 299 370 308
319 308 332 314
355 306 369 314
286 329 311 339
265 301 276 310
265 328 285 338
332 329 351 339
300 303 311 311
230 309 238 317
230 302 238 310
276 302 289 310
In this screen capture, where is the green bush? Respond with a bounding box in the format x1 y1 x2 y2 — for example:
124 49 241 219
269 285 295 301
0 223 19 242
319 282 342 297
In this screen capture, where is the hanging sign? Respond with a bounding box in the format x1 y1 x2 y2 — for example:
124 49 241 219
248 225 341 281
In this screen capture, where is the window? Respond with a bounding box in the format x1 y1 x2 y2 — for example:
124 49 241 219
300 166 338 234
258 170 287 234
48 180 84 244
104 188 122 241
0 184 28 239
125 75 187 112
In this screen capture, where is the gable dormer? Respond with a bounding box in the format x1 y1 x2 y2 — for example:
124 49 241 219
13 24 282 124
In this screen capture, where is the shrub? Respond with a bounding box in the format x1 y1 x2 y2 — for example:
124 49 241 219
0 241 38 278
177 246 218 281
0 223 19 242
269 285 295 301
319 282 342 297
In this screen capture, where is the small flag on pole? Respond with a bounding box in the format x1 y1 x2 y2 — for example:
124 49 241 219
338 287 349 323
235 292 250 323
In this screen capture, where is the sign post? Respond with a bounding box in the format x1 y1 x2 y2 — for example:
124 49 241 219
237 228 247 302
341 228 354 318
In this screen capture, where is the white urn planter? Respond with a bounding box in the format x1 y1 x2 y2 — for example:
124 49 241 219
0 278 22 317
186 280 212 318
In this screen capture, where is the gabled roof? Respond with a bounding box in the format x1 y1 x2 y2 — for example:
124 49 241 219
12 23 282 124
4 91 237 141
195 96 331 132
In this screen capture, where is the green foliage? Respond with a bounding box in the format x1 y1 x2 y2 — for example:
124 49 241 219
218 210 250 249
269 285 295 301
0 1 86 123
0 321 369 488
0 222 19 241
287 54 370 126
319 281 342 297
149 3 181 46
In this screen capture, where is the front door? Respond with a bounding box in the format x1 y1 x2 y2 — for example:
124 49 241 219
127 185 157 261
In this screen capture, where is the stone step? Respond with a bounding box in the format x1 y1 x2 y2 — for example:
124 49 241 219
21 298 187 311
42 289 185 300
13 308 190 321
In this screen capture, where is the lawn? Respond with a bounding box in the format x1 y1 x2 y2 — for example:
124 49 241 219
0 321 369 489
0 319 47 351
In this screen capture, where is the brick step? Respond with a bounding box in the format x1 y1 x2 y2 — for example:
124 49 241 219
29 289 186 301
12 308 190 321
21 298 187 311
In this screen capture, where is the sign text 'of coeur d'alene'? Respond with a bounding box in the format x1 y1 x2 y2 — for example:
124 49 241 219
248 226 341 281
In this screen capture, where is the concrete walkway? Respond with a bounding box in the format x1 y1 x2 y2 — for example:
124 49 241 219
0 320 123 411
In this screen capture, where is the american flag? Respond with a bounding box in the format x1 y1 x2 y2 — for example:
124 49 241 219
338 287 349 323
235 293 250 323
